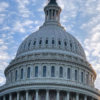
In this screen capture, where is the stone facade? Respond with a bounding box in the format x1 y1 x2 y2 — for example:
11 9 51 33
0 0 100 100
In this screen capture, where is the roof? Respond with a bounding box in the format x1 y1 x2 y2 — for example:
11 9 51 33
48 0 58 5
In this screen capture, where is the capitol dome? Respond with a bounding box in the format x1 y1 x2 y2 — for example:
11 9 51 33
0 0 100 100
16 21 86 60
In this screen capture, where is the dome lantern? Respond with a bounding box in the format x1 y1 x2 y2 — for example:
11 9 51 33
44 0 62 23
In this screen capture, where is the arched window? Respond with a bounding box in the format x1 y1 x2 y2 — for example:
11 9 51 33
21 68 24 79
41 96 45 100
52 40 54 44
67 68 70 79
86 74 88 84
81 72 83 83
58 40 61 45
24 43 26 49
39 40 42 45
28 41 31 47
15 70 18 81
43 66 46 77
27 67 31 78
11 72 13 82
33 41 36 45
64 41 67 46
51 66 55 77
59 67 63 78
35 66 38 77
70 43 72 48
75 70 77 81
45 39 48 44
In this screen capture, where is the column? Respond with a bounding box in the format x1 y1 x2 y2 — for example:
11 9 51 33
9 93 12 100
36 90 39 100
17 92 19 100
67 92 70 100
84 95 87 100
26 91 29 100
76 93 79 100
51 9 53 20
54 10 56 20
3 95 5 100
46 90 49 100
58 11 60 22
57 90 59 100
45 11 47 22
48 9 50 20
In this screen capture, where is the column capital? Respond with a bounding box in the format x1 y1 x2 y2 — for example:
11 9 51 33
36 89 39 92
46 89 49 92
25 90 29 92
57 90 60 92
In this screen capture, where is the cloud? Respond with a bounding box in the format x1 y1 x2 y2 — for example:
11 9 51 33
0 2 9 12
13 20 34 33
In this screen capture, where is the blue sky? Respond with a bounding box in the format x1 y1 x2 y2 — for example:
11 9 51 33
0 0 100 90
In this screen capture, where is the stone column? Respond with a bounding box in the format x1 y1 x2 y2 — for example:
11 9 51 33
54 10 56 20
46 90 49 100
26 90 29 100
36 90 39 100
67 92 70 100
9 93 12 100
51 9 53 20
58 11 60 22
17 92 20 100
57 90 60 100
3 95 5 100
84 95 87 100
76 93 79 100
48 9 50 20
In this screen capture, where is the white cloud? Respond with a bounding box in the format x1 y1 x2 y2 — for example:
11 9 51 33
13 20 34 33
0 2 9 12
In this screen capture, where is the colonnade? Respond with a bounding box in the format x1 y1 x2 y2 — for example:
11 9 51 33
45 9 60 22
0 89 97 100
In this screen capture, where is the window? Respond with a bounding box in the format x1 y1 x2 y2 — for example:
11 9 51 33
24 44 26 49
28 41 31 47
70 43 72 48
67 68 70 79
52 40 54 44
41 96 45 100
33 41 36 45
51 66 55 77
32 97 36 100
21 69 24 79
75 70 77 81
81 72 83 83
86 74 88 84
59 67 63 78
15 70 18 81
45 39 48 44
27 67 31 78
11 72 13 82
60 97 63 100
64 41 67 46
50 96 55 100
43 66 46 77
58 40 61 45
39 40 42 45
35 66 38 77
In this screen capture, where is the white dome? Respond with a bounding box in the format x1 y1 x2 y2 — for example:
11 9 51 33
16 22 86 60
